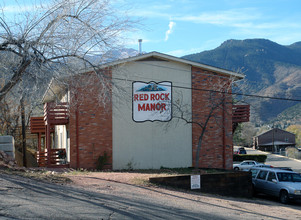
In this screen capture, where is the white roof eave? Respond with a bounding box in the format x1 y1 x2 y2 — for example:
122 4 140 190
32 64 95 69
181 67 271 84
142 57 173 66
43 51 245 103
96 51 245 80
42 78 68 103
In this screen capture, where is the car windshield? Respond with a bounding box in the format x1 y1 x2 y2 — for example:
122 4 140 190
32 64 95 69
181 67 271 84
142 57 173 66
277 173 301 182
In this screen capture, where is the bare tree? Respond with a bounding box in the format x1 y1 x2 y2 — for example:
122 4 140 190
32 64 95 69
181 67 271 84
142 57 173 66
0 0 134 167
233 122 257 147
0 0 134 102
172 75 235 169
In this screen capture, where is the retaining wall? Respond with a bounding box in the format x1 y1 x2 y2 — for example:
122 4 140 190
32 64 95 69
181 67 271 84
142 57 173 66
149 171 252 198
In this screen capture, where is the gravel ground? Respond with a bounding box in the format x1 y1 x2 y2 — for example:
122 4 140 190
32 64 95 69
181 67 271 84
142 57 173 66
65 171 167 186
64 171 301 219
1 169 301 219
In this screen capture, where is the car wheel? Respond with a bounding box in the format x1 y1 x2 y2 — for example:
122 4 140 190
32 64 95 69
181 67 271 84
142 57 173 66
279 190 289 204
234 167 239 170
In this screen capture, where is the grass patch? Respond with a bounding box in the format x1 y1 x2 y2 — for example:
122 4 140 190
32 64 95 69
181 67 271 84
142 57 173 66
66 169 91 175
0 166 229 187
0 168 72 184
129 175 173 187
23 171 72 184
125 167 231 187
130 177 151 186
116 167 228 175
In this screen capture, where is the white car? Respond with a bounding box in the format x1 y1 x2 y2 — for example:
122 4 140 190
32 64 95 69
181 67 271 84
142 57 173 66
233 160 262 171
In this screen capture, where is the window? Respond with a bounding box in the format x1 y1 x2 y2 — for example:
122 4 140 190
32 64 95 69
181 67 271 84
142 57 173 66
257 171 268 180
292 173 301 182
267 172 276 182
277 173 301 182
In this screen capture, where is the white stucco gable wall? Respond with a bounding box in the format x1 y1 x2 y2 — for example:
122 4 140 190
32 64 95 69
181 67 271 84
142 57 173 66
112 59 192 169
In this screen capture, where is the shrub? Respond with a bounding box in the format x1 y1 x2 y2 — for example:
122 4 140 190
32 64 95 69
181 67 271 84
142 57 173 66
96 151 109 170
286 147 301 159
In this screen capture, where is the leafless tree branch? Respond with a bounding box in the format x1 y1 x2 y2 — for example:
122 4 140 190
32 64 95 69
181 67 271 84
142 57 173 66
0 0 135 103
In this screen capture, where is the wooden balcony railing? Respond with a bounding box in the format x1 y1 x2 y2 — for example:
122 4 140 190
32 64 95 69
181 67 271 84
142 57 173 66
37 149 69 168
44 102 69 125
30 117 45 134
30 117 55 134
37 151 47 167
232 105 250 123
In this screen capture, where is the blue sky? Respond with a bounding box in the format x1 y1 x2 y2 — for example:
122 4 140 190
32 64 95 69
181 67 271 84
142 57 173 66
125 0 301 56
2 0 301 57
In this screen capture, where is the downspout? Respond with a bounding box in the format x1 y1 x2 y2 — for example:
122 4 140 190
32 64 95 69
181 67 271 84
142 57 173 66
75 96 80 169
222 93 226 169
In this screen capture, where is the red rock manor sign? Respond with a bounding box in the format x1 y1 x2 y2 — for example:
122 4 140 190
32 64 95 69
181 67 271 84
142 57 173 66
132 81 172 122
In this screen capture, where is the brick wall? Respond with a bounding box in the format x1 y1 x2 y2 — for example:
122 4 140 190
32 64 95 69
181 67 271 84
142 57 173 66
69 70 113 169
66 65 234 170
191 67 233 169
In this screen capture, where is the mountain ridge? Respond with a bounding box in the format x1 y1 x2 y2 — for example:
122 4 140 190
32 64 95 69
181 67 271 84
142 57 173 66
1 39 299 127
182 39 301 125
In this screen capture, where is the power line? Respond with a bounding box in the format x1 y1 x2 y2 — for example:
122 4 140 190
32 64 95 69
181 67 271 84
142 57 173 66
120 61 301 100
111 76 301 102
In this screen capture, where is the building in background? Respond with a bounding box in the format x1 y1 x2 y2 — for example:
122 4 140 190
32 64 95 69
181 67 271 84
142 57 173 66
32 52 249 170
253 128 296 153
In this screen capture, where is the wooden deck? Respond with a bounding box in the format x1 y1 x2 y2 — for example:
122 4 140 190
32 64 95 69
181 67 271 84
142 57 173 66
232 105 250 133
30 117 45 133
37 149 69 168
232 105 250 123
30 102 70 168
44 102 69 125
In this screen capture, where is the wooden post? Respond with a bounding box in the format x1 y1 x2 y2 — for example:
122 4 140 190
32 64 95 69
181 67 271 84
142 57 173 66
46 124 51 167
21 96 27 167
37 132 41 152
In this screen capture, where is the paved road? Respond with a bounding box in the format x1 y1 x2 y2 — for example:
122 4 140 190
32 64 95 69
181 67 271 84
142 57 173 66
266 154 301 173
234 147 301 173
1 173 301 219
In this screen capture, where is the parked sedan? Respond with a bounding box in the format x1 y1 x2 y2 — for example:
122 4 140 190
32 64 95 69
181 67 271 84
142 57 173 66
250 167 301 203
233 160 261 171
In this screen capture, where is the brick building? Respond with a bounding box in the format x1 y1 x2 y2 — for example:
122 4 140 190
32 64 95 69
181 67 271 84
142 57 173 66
253 128 296 153
34 52 247 170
